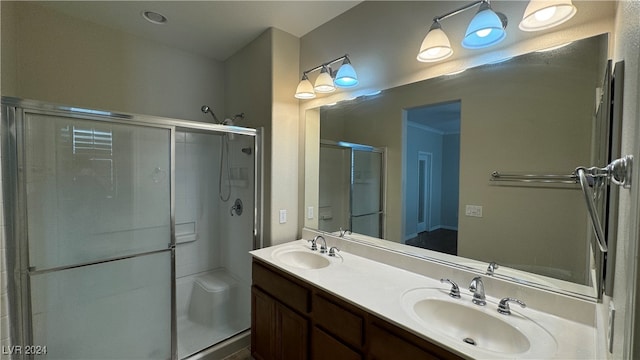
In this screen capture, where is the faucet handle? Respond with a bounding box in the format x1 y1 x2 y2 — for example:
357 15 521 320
307 238 317 251
486 262 499 275
339 227 352 237
328 247 340 257
440 278 461 299
498 298 526 315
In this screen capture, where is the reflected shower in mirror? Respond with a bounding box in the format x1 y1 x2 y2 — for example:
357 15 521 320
306 34 611 298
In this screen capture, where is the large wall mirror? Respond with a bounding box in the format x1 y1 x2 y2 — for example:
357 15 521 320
304 33 612 299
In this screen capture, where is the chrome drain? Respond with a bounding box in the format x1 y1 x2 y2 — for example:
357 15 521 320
463 337 477 346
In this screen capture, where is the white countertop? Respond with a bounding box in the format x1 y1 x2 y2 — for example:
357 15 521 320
251 239 600 360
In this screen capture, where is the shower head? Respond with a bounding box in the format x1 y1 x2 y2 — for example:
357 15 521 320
201 105 220 123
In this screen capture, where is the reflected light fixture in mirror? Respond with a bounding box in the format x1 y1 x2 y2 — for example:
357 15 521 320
295 54 359 99
519 0 577 31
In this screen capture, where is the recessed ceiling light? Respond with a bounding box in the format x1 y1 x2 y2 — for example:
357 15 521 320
141 10 167 25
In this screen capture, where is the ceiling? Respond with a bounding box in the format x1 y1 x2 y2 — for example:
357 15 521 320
36 1 362 61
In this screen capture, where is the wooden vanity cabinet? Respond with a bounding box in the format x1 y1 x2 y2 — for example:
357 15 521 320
251 261 311 360
251 259 464 360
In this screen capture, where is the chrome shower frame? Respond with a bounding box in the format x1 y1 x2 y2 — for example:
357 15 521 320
1 96 264 360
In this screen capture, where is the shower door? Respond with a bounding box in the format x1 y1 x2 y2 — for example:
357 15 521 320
20 111 173 359
350 149 384 238
318 141 385 238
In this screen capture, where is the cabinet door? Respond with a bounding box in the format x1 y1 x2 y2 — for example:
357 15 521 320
278 302 309 360
312 327 362 360
252 287 276 360
252 285 309 360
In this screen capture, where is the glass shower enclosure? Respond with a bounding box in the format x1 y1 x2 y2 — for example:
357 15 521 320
318 140 385 238
1 97 261 359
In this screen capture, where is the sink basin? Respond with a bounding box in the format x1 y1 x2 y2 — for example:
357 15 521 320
414 298 529 353
401 288 557 358
272 247 339 269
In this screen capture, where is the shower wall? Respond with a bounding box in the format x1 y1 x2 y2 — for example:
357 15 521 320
175 130 255 358
175 131 222 278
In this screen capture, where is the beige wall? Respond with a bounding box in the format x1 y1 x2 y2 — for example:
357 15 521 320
225 28 300 246
1 2 224 122
270 29 301 245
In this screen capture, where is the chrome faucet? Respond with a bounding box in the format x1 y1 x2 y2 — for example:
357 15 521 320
469 276 486 306
486 262 499 276
339 227 352 237
314 235 327 254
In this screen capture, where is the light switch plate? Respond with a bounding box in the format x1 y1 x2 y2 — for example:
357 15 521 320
279 209 287 224
465 205 483 217
307 206 314 220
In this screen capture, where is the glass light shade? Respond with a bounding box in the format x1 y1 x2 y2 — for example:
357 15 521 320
314 67 336 93
462 7 506 49
519 0 577 31
334 61 359 88
294 77 316 99
417 24 453 62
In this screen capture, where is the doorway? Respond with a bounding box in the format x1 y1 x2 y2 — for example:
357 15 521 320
403 100 461 255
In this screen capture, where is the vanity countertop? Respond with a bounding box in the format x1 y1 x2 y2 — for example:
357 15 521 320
250 239 600 360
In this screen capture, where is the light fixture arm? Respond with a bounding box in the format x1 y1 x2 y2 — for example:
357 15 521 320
433 0 487 23
302 54 350 77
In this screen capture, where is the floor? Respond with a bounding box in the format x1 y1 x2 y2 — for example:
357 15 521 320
222 347 251 360
405 228 458 255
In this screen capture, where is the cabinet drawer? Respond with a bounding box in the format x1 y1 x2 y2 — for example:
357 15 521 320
368 322 464 360
313 294 364 348
312 326 362 360
252 261 311 314
368 324 439 360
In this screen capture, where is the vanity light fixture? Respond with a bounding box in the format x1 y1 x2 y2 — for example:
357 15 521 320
417 0 507 62
294 54 358 100
462 2 507 49
519 0 577 32
314 66 336 93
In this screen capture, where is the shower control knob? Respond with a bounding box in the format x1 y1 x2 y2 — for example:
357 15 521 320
230 198 243 216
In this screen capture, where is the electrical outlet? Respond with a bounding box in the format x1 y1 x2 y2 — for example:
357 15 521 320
608 302 615 353
279 209 287 224
465 205 483 217
307 206 314 220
